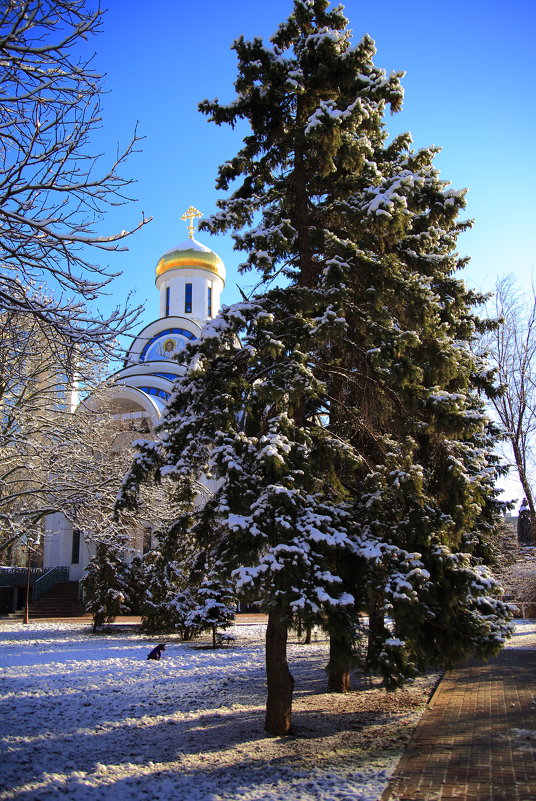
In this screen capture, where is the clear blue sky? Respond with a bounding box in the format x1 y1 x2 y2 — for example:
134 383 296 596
91 0 535 331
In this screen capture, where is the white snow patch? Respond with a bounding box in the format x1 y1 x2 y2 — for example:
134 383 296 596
1 620 531 800
0 618 443 801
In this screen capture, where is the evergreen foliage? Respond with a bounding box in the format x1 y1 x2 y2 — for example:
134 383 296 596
135 516 201 639
123 556 146 615
119 0 512 735
81 537 130 633
186 572 236 648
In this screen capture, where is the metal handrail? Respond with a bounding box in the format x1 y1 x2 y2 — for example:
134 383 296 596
32 566 69 602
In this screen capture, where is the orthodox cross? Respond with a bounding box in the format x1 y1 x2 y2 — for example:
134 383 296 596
181 205 203 239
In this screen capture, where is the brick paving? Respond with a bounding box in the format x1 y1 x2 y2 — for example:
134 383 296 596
381 648 536 801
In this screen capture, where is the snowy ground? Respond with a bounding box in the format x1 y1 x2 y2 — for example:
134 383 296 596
0 620 534 801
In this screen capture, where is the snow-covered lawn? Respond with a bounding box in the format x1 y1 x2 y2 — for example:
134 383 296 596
1 619 532 801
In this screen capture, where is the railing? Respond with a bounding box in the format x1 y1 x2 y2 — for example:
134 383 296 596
0 567 45 587
32 566 69 602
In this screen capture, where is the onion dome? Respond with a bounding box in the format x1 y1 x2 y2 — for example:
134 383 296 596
155 205 226 284
155 237 225 283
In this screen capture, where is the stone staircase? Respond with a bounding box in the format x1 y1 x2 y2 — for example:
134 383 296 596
11 581 88 619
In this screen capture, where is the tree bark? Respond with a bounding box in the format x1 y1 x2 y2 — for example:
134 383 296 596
327 628 352 692
327 609 353 692
512 440 536 544
366 590 385 672
265 605 294 736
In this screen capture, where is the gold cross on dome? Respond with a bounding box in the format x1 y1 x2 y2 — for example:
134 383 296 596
181 205 203 239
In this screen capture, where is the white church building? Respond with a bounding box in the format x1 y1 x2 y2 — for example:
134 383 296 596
43 207 226 581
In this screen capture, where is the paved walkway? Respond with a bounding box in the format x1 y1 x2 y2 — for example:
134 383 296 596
381 648 536 801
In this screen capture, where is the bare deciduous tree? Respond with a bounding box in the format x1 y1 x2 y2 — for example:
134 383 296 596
0 0 150 363
0 308 75 553
0 306 157 556
483 275 536 537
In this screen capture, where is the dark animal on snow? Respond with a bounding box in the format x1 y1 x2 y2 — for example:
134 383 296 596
147 643 166 660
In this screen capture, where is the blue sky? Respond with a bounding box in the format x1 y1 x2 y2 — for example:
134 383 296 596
91 0 535 332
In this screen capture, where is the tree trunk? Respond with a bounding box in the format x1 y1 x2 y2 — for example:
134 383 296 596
327 610 352 692
294 96 316 289
212 624 216 649
366 591 385 672
265 605 294 736
512 440 536 544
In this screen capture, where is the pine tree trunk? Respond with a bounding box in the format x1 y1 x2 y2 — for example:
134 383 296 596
327 613 352 692
265 605 294 736
212 624 216 649
294 96 316 288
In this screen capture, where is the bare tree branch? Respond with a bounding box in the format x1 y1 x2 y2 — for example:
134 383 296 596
0 1 151 363
481 275 536 537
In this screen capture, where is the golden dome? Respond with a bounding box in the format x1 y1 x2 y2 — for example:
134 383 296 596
155 238 226 283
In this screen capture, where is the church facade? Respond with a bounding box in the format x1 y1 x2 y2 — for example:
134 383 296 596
43 207 226 581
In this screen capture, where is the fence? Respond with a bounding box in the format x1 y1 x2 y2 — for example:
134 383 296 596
0 567 45 587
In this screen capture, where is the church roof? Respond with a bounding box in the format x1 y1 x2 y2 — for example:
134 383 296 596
155 237 225 283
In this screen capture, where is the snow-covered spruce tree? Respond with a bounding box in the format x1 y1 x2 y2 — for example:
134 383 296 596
198 0 407 713
81 535 130 633
120 295 357 734
123 556 146 615
120 0 511 735
186 571 236 649
319 122 512 686
195 0 512 692
136 512 202 639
